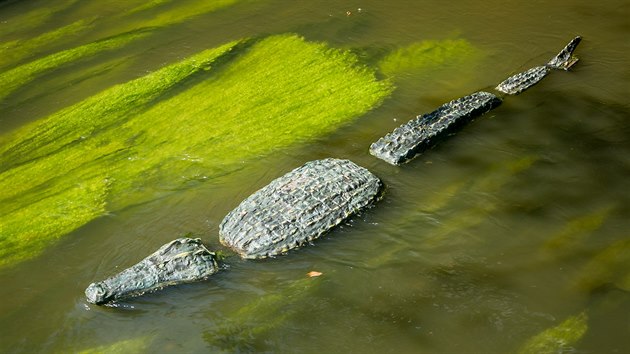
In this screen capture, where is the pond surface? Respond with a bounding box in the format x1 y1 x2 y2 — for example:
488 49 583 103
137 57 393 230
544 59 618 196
1 0 629 353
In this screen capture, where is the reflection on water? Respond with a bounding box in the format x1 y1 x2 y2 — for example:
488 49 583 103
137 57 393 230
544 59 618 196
1 0 629 353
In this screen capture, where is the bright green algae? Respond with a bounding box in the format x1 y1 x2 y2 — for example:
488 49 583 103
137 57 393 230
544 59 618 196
0 0 243 79
0 29 151 102
0 39 243 267
0 34 392 269
0 177 109 270
0 38 242 172
0 18 97 70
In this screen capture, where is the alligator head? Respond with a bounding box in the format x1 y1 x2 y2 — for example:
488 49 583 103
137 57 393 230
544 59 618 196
85 238 220 305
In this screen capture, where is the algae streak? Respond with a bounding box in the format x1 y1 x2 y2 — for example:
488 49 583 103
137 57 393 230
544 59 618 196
77 336 151 354
0 177 109 269
0 0 80 41
205 277 320 351
378 39 481 78
542 206 614 255
0 34 392 269
576 239 630 292
366 155 538 268
424 155 538 246
0 18 97 70
0 0 246 104
517 312 588 354
0 29 151 103
127 0 241 29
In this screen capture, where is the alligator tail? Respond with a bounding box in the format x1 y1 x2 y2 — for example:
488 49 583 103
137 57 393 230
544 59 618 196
547 36 582 70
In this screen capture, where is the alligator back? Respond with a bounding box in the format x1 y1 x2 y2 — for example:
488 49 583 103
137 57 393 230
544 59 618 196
370 91 502 165
219 158 382 258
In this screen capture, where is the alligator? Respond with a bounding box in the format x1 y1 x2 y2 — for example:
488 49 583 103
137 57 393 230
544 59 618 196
370 36 581 165
86 159 382 304
86 36 581 305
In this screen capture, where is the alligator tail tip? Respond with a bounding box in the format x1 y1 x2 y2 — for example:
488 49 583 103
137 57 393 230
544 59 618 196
547 36 582 70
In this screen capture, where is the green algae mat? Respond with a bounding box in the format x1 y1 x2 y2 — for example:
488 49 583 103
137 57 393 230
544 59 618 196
0 34 392 269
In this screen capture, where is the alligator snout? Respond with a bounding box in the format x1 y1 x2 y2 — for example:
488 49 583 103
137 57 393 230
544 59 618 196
85 282 110 305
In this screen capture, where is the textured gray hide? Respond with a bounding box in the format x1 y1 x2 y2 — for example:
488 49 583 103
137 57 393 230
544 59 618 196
495 36 582 95
370 36 582 166
85 238 219 304
495 66 550 95
369 91 502 165
219 158 382 258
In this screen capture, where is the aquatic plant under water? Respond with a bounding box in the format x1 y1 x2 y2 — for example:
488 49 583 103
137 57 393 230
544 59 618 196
517 312 588 354
0 34 392 269
204 276 320 351
77 336 151 354
0 29 152 102
0 18 97 70
378 39 481 78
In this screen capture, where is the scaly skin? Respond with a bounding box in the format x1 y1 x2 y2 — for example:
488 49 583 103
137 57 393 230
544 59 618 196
86 159 381 304
85 238 219 305
370 91 502 165
494 66 550 95
85 36 583 305
219 158 383 258
370 36 582 166
495 36 582 95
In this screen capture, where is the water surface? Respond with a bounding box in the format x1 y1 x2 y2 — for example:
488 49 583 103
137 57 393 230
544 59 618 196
1 0 629 352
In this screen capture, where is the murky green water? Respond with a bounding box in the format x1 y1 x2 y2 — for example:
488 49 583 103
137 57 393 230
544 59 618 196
1 0 629 353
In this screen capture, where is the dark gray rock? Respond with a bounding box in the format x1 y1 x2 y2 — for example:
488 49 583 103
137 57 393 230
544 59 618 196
85 238 219 305
369 91 502 165
219 158 382 258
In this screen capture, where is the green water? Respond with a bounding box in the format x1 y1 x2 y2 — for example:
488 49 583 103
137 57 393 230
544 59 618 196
1 0 629 353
